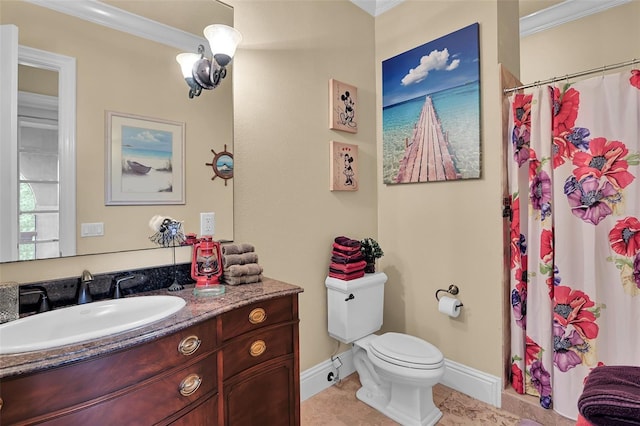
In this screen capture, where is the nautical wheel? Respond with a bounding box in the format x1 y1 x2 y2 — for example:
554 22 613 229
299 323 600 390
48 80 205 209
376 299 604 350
206 144 233 185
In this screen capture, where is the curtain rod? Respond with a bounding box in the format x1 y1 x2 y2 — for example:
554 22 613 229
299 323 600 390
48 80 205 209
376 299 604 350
503 58 639 95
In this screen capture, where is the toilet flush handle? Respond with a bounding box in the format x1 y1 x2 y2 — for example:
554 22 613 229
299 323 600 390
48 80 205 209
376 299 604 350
345 293 354 302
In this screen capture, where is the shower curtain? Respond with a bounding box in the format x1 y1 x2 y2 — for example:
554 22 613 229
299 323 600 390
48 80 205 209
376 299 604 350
507 68 640 419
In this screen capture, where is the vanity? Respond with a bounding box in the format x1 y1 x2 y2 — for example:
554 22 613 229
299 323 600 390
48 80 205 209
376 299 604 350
0 278 302 425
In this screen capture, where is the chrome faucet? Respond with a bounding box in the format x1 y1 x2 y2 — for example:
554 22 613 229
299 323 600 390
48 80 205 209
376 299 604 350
77 270 94 304
19 286 51 313
111 275 136 299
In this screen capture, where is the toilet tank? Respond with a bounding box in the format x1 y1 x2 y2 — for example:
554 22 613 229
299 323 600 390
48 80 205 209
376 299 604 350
325 272 387 344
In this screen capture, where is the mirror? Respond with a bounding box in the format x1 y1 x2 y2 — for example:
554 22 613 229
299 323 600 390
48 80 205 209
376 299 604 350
0 0 235 263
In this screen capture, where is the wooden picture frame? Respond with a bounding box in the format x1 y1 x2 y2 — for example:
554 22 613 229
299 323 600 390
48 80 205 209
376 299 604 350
105 111 185 205
329 79 358 133
330 141 359 191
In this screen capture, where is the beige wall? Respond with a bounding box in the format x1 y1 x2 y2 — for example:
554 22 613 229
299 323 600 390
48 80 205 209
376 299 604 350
520 1 640 84
228 0 378 370
375 1 517 377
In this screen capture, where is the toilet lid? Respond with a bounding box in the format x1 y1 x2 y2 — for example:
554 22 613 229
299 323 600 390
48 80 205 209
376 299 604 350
369 332 443 369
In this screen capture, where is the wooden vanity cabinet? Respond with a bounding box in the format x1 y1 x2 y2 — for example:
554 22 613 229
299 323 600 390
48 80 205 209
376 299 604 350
219 295 300 426
0 292 300 426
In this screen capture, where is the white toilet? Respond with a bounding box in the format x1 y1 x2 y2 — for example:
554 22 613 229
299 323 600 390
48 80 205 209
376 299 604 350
325 272 445 426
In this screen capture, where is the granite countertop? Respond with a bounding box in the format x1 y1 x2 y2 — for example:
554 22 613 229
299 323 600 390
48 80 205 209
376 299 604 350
0 277 303 379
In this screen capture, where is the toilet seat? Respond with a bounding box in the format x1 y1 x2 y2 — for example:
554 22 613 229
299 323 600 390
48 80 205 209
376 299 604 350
369 332 444 370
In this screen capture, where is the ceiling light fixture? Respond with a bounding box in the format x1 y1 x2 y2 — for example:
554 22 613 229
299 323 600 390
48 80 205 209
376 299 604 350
176 24 242 99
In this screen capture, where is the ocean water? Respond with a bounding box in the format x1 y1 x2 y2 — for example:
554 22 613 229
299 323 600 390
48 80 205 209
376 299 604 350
122 147 172 160
382 81 480 183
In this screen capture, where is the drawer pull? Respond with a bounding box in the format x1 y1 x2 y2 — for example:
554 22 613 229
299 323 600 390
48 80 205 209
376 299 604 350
249 339 267 357
179 374 202 397
178 335 201 356
248 307 267 324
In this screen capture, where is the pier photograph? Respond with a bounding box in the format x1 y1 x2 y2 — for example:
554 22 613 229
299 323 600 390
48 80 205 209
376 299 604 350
382 23 480 184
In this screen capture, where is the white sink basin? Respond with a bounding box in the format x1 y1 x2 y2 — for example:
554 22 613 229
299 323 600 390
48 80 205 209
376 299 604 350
0 295 186 354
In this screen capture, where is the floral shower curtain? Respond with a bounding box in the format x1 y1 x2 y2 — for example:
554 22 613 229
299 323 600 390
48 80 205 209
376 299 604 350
507 68 640 419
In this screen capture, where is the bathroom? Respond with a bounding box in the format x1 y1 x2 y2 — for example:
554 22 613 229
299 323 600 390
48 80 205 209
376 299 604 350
1 0 639 424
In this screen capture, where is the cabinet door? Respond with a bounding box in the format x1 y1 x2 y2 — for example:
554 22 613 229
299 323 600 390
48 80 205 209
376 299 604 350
223 358 297 426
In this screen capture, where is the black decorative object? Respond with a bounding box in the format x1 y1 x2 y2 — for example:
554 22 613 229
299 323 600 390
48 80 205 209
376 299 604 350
149 215 186 291
360 238 384 273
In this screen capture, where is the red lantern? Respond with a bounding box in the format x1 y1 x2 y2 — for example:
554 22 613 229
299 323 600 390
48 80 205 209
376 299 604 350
191 236 225 296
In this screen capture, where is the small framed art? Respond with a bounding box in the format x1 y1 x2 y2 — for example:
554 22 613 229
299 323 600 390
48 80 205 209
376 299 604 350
330 141 358 191
329 79 358 133
106 111 185 205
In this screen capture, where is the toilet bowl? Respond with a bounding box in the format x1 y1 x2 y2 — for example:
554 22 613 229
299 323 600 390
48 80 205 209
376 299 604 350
325 273 445 426
353 332 445 426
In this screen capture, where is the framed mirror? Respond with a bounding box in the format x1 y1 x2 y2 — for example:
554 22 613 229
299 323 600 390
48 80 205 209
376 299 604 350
0 0 235 264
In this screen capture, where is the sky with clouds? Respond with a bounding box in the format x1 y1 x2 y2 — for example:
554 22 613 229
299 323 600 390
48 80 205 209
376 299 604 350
382 23 479 108
122 126 173 154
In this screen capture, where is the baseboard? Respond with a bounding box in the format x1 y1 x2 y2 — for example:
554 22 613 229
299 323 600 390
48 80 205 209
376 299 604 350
441 358 502 408
300 353 501 408
300 349 355 401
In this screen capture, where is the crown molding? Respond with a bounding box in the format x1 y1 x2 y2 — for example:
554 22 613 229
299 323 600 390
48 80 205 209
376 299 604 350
520 0 631 37
25 0 207 52
351 0 630 38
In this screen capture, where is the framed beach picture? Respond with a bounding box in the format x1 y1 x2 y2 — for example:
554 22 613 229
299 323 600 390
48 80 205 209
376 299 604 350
382 22 480 184
105 111 185 205
330 141 359 191
329 79 358 133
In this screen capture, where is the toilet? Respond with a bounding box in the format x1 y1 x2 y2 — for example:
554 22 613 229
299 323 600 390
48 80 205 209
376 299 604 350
325 272 445 426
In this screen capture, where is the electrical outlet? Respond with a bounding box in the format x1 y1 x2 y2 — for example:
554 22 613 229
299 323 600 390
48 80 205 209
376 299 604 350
200 212 215 236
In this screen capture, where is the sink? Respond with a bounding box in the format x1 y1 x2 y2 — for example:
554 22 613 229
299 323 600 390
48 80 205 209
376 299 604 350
0 295 186 354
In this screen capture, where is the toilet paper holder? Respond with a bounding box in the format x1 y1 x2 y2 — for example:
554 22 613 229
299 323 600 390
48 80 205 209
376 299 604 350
435 285 464 308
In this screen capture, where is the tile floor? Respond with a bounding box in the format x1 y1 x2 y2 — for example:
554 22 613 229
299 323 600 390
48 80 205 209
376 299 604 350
301 374 576 426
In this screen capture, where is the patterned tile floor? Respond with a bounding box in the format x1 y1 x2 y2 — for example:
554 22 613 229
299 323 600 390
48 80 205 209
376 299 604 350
301 374 573 425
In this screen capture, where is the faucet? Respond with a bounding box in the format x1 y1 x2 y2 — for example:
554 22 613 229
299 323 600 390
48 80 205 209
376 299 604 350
19 286 51 313
111 275 136 299
77 270 94 304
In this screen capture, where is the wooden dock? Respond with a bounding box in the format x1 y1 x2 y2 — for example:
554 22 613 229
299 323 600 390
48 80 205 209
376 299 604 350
395 96 460 183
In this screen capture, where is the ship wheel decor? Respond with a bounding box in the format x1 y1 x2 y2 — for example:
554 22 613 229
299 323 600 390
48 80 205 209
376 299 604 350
206 144 233 185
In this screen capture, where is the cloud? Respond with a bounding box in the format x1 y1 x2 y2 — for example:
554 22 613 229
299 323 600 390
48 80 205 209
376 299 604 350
132 130 162 143
401 48 458 86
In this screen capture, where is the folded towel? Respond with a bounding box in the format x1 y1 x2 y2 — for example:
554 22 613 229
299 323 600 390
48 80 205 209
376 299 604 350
331 252 365 264
330 260 367 274
332 243 361 255
578 365 640 426
224 263 264 277
222 243 255 255
223 274 263 286
328 270 365 281
223 252 259 267
334 236 360 247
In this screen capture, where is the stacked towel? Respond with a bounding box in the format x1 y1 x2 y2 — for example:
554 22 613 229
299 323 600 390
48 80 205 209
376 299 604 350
329 236 365 280
221 243 263 285
578 365 640 426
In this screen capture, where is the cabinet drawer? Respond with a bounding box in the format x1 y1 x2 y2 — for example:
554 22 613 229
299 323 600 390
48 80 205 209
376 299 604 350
40 353 217 426
223 324 294 380
0 317 216 424
169 392 218 426
220 296 293 341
